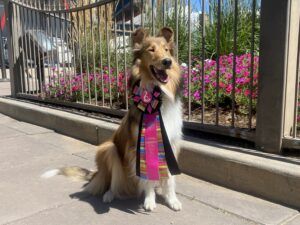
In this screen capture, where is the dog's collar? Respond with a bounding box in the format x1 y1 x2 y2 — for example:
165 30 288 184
132 80 162 114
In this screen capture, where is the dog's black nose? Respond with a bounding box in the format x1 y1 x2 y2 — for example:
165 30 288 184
162 58 172 68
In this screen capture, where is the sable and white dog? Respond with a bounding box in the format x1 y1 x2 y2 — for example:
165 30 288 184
42 27 183 211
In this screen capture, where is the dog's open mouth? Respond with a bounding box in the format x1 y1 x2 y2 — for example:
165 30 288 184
150 65 169 83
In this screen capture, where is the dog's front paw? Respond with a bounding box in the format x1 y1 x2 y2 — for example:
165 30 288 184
166 197 182 211
143 197 156 211
102 190 114 203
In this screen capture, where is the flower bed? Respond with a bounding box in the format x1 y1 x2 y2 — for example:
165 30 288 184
181 53 259 113
43 53 259 126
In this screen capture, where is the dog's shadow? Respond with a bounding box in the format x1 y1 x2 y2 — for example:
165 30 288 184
69 191 166 215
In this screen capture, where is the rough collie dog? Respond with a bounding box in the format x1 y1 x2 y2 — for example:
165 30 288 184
42 27 182 211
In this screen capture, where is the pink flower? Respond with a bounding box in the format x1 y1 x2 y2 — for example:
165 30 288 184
226 84 233 93
219 82 225 88
72 86 79 92
193 90 201 101
244 89 250 96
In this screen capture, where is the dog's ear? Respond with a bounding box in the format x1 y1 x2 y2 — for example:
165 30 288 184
158 27 175 55
157 27 173 43
132 28 148 50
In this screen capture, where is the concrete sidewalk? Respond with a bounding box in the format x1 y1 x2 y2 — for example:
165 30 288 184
0 113 299 225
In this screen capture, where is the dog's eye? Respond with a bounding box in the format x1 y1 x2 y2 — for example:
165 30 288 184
148 48 155 52
165 48 169 52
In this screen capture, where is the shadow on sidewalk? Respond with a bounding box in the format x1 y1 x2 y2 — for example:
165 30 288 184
70 191 166 215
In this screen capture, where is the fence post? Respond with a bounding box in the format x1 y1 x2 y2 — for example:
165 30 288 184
282 0 300 143
4 0 21 97
255 0 291 153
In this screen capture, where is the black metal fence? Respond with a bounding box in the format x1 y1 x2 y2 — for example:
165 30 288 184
4 0 300 153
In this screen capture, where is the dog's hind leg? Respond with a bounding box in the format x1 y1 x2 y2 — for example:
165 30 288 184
102 143 125 203
84 141 115 196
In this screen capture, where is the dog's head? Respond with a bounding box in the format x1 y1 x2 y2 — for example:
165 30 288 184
132 27 180 89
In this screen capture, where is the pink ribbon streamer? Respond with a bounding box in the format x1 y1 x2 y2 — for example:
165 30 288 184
144 113 160 180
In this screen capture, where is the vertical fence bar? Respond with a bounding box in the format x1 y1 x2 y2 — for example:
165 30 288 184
54 2 61 85
42 2 47 86
16 4 24 93
77 11 85 103
31 0 37 92
57 3 62 84
231 0 238 128
130 0 134 31
162 0 165 27
187 0 191 120
21 5 30 93
25 1 34 94
83 8 91 104
35 0 42 93
0 25 6 80
46 8 52 86
201 0 205 124
175 0 178 61
30 0 38 94
141 0 144 27
90 7 97 105
62 11 67 81
26 3 34 93
248 0 256 129
59 2 64 82
122 0 128 110
13 2 20 89
114 1 119 103
216 0 221 125
151 0 155 35
49 2 55 87
18 4 24 92
292 27 300 138
70 10 77 82
97 6 104 106
0 30 5 80
105 4 112 107
19 5 27 93
66 12 72 77
65 11 71 93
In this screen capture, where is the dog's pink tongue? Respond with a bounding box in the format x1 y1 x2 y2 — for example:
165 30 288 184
157 70 169 82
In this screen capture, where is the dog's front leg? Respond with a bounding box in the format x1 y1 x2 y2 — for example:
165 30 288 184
141 181 157 211
162 175 182 211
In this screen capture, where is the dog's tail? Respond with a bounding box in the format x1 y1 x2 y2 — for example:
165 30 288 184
42 141 121 196
41 167 95 181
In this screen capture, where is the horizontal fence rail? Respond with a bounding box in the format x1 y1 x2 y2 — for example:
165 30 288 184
7 0 261 141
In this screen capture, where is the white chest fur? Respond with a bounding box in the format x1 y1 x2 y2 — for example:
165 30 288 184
160 96 183 146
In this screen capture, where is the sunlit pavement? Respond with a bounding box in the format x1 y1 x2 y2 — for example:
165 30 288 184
0 114 299 225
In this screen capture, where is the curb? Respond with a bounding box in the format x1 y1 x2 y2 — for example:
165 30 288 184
0 97 300 209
